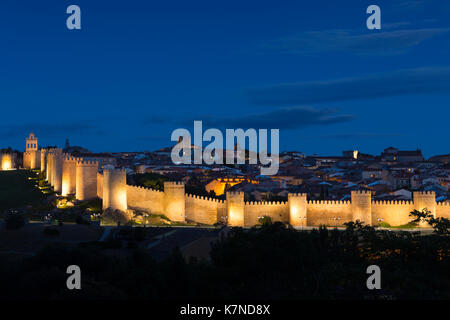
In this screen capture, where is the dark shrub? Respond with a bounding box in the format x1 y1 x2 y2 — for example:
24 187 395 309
103 239 122 249
43 227 60 236
75 215 90 225
134 227 147 241
4 211 25 230
127 241 138 249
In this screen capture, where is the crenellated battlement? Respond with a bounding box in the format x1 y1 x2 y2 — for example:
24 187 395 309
128 184 163 193
437 201 450 207
245 200 287 206
351 190 372 195
372 200 413 205
414 191 436 196
63 155 78 162
186 193 225 203
76 159 98 166
288 193 307 198
165 181 184 186
308 200 351 205
227 191 244 196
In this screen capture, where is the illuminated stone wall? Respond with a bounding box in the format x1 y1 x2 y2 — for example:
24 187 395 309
0 153 16 170
97 171 103 198
40 149 48 172
100 180 448 227
372 200 414 226
306 200 353 226
164 181 186 222
186 194 226 225
413 191 437 227
75 160 98 201
52 150 63 193
34 142 448 228
244 201 289 227
102 168 127 212
351 190 372 225
436 202 450 219
126 185 165 215
62 155 78 196
226 191 245 226
288 193 307 227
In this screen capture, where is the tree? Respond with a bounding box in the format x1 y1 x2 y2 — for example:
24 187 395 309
409 208 432 225
409 209 450 234
428 217 450 235
4 210 25 230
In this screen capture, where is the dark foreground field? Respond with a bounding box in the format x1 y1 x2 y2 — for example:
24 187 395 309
0 170 45 213
0 222 448 300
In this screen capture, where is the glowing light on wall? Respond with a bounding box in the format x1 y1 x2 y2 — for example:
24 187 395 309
117 189 127 212
62 181 69 196
1 159 11 170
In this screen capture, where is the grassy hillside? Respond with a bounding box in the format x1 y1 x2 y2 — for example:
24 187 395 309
0 170 45 213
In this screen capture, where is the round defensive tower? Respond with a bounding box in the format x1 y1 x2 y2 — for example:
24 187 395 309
102 168 127 212
40 149 48 173
76 160 99 201
52 149 63 193
62 154 78 196
46 150 54 185
163 181 185 222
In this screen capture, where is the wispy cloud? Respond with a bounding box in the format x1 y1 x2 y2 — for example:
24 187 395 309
319 133 404 140
246 66 450 106
262 28 449 55
0 123 102 139
143 106 354 130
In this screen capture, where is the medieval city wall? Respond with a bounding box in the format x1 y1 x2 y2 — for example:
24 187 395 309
32 140 447 228
436 202 450 219
372 200 415 226
244 201 289 227
186 194 225 225
126 185 165 215
307 200 353 226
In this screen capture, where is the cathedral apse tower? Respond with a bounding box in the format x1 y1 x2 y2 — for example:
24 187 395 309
23 133 40 169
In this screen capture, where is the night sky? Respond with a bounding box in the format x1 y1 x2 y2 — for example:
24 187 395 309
0 0 449 158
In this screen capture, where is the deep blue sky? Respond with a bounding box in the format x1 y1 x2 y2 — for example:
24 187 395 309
0 0 449 157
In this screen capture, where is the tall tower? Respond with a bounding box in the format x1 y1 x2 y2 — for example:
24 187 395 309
52 149 63 193
24 133 38 169
25 133 38 152
288 193 308 227
226 191 245 226
46 150 54 184
413 191 436 228
351 190 372 225
103 168 127 212
40 149 48 172
163 181 186 222
62 154 77 196
76 160 99 201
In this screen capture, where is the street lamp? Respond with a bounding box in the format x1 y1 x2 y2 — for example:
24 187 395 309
377 217 384 228
299 216 307 231
333 216 341 228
